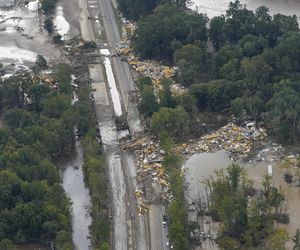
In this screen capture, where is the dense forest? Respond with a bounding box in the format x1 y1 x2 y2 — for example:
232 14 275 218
120 0 300 144
0 58 75 248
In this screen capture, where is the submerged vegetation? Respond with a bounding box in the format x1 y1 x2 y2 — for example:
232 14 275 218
204 164 288 249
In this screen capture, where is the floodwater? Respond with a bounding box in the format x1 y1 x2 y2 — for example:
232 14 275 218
184 150 232 203
190 0 300 18
247 161 300 249
184 151 232 250
0 1 60 70
59 141 92 250
185 150 300 249
0 45 36 62
100 49 123 117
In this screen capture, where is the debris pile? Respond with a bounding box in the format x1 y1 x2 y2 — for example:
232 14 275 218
64 38 98 56
128 60 176 88
116 18 176 89
176 122 268 159
116 18 135 56
123 137 173 214
123 122 269 213
135 141 173 202
134 189 150 215
255 143 284 162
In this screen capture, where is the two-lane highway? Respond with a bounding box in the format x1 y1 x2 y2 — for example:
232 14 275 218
82 0 168 248
96 0 170 249
98 0 142 134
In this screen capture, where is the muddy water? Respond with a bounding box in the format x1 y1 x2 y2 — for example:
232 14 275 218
185 151 300 249
0 4 60 68
247 161 300 249
190 0 300 18
184 150 232 203
59 141 92 250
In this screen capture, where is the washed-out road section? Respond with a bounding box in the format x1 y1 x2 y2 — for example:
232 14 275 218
77 0 167 247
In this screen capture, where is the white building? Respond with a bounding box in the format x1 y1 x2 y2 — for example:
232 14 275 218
0 0 15 7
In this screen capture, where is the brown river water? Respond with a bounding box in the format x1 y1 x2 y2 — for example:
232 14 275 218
190 0 300 18
58 141 92 250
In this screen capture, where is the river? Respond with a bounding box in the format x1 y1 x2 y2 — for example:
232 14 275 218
190 0 300 18
59 141 92 250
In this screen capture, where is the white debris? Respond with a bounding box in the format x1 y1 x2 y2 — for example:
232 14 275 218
100 49 110 56
102 54 122 116
28 0 39 11
71 92 78 105
71 74 78 88
268 165 273 177
53 6 70 39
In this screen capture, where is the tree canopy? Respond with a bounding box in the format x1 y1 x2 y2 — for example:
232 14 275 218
0 66 75 248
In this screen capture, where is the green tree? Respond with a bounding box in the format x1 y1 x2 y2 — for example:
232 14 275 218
174 44 208 85
151 106 189 138
44 94 71 118
4 109 35 130
230 97 244 121
35 55 48 71
293 229 300 250
137 76 152 89
209 15 226 49
175 92 197 113
218 236 240 250
138 85 159 117
55 63 72 95
238 34 268 57
0 239 16 250
242 92 264 123
117 0 160 21
41 0 57 14
159 79 175 108
133 4 208 61
268 228 289 250
268 85 300 143
28 84 50 112
44 18 54 34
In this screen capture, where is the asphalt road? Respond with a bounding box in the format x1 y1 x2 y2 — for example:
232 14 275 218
81 0 167 248
98 0 142 134
95 0 169 249
89 65 129 250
